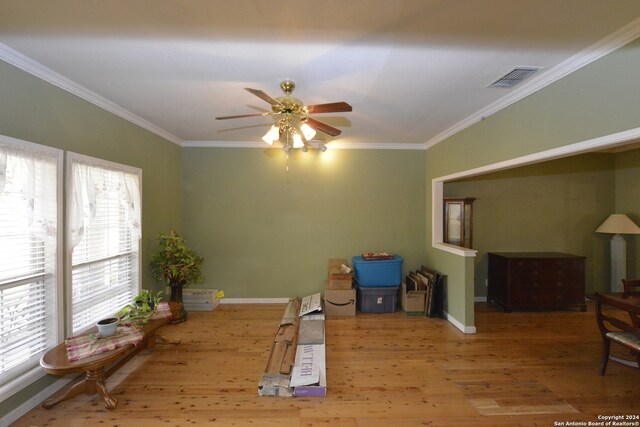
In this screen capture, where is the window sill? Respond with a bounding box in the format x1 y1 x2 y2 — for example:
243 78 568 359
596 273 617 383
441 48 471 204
0 365 47 403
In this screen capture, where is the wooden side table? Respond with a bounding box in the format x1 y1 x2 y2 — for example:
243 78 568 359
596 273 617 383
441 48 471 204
40 317 179 410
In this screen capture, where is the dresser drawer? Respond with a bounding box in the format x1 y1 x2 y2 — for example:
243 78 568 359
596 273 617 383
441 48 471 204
529 291 568 307
488 252 586 312
529 278 567 291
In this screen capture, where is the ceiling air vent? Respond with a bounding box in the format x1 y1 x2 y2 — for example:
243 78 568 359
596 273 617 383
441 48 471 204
488 67 542 88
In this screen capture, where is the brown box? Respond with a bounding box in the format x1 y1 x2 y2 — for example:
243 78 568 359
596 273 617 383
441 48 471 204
401 282 426 314
328 258 353 290
324 281 356 317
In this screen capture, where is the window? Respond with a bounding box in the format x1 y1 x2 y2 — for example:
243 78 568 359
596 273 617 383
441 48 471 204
67 153 141 335
0 136 61 392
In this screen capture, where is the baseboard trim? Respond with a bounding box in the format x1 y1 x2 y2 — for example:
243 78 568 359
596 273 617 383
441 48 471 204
220 298 290 304
0 376 73 426
444 311 477 334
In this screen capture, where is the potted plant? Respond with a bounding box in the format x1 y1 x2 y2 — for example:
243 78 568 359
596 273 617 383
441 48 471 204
116 290 164 325
150 230 204 323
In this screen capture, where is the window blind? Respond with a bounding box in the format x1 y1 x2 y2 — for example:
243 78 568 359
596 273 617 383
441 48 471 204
0 141 59 388
69 156 141 335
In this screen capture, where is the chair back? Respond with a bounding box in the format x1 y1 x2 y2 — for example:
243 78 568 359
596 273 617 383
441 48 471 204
622 279 640 298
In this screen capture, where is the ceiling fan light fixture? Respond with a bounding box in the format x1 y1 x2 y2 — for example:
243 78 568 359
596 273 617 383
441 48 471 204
262 125 280 145
300 122 316 140
292 132 305 148
218 80 351 153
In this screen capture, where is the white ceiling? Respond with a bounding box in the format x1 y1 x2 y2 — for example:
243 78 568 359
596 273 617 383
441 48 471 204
1 1 640 149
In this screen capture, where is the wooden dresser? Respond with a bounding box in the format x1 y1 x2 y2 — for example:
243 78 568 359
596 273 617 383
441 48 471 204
487 252 586 312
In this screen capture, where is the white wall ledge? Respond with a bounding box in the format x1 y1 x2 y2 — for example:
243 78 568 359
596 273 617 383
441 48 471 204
432 243 477 257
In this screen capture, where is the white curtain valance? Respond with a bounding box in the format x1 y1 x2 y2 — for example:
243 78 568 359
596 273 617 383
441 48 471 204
0 144 58 243
69 157 141 249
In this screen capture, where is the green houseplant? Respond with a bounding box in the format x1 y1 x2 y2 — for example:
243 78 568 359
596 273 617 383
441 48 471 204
117 290 163 325
150 230 204 323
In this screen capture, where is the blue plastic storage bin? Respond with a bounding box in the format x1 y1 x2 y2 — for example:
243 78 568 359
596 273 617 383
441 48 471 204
352 255 403 287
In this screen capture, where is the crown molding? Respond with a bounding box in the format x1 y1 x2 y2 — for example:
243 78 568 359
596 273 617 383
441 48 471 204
424 17 640 150
328 141 426 150
183 140 426 150
0 43 183 146
183 141 266 148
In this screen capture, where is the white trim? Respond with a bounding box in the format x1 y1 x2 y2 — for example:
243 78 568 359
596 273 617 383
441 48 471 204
66 151 143 176
0 376 73 427
183 140 426 150
327 142 426 150
424 17 640 149
432 181 444 244
431 126 640 250
55 147 64 346
444 311 476 334
183 141 267 148
0 133 62 155
474 296 488 303
0 366 46 404
0 43 183 146
220 298 290 304
442 127 640 183
432 126 640 252
432 243 477 257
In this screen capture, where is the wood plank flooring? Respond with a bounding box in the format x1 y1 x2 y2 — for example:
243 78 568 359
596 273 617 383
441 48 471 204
12 302 640 426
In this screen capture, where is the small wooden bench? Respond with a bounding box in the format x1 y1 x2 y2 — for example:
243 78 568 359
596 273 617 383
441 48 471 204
40 317 179 410
594 292 640 375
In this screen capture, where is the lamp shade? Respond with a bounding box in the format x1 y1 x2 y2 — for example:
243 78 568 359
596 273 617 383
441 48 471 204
262 125 280 145
595 214 640 235
292 133 305 148
300 123 316 140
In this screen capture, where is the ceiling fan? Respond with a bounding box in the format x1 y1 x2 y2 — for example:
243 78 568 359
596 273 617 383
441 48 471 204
216 80 352 152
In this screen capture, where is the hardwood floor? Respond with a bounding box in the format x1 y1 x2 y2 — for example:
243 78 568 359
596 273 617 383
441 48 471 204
13 302 639 426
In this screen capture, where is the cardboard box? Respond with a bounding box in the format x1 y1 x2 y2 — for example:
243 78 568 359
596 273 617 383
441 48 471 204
401 282 426 314
291 313 327 397
324 281 356 317
328 258 354 290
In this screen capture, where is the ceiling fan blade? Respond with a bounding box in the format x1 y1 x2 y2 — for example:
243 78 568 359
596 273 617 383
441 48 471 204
305 102 352 114
244 88 282 106
215 113 270 120
305 117 342 137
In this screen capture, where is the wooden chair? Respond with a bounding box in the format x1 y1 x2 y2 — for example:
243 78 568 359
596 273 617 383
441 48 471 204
622 279 640 298
594 292 640 375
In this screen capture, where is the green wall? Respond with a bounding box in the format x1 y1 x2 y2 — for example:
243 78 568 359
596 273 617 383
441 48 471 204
615 148 640 278
445 153 618 297
426 38 640 329
182 147 426 298
0 61 181 417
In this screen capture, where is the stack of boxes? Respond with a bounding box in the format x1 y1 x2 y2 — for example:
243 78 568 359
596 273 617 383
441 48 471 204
323 259 356 317
352 255 403 313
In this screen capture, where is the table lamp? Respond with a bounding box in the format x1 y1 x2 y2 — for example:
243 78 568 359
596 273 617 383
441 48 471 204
595 213 640 292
